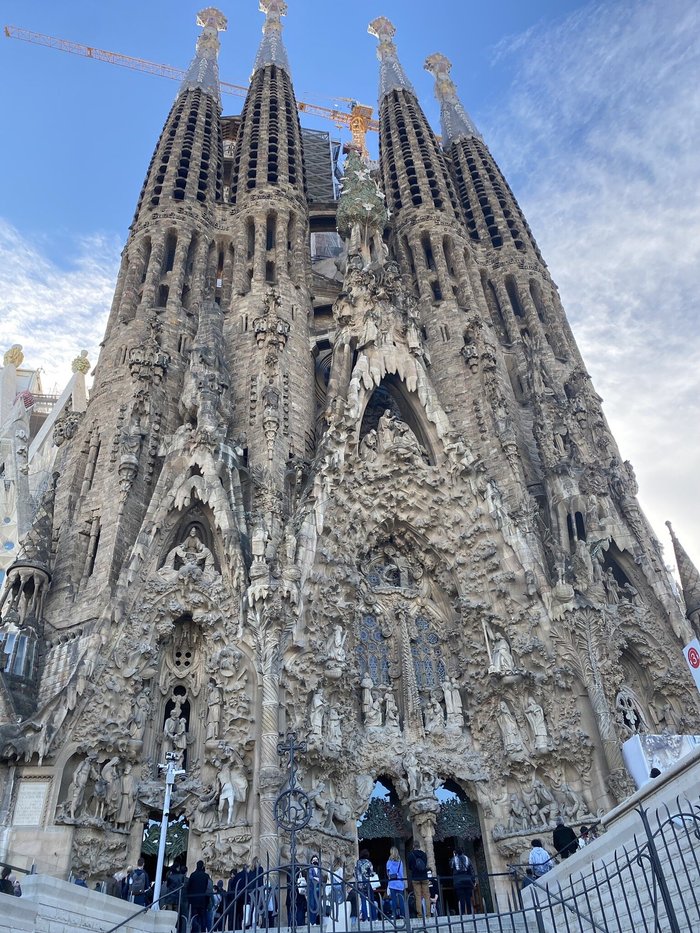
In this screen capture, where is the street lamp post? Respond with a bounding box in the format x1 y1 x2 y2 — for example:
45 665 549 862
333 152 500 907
151 753 185 911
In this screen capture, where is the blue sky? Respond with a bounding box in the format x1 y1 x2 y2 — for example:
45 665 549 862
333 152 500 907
2 0 700 571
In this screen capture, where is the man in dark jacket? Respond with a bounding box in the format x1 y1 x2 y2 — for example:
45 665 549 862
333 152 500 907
227 865 248 931
552 819 578 859
188 860 212 932
407 845 430 918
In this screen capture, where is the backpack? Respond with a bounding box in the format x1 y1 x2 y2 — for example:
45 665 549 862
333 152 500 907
413 852 427 873
131 870 147 895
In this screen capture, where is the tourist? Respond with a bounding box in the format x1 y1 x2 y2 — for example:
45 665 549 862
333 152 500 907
578 826 590 849
13 877 22 897
0 867 14 895
187 859 212 932
521 868 535 889
528 840 553 877
130 857 150 906
330 855 345 920
247 856 265 927
227 865 247 930
74 872 88 888
162 862 187 912
386 845 407 919
307 854 322 924
552 819 578 859
451 848 476 916
354 849 375 921
407 842 430 918
295 863 308 925
426 869 440 916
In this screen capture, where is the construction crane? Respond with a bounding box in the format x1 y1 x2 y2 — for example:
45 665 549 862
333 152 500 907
4 24 380 154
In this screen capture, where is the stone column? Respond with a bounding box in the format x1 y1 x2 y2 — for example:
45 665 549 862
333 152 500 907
140 233 166 310
167 232 192 311
492 281 520 344
256 628 283 866
409 797 440 871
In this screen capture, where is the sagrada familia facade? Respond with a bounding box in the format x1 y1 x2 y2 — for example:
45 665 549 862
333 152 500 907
2 2 700 887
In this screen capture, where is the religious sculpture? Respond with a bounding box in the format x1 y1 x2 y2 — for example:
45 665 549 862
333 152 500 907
162 706 188 765
523 695 549 753
485 623 517 674
442 677 464 731
67 752 100 821
497 701 526 758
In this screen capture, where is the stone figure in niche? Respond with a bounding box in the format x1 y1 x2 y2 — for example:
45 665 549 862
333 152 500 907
166 527 215 578
327 707 342 747
310 689 328 740
559 782 589 821
206 680 222 742
442 677 464 730
523 695 549 752
361 673 383 727
216 755 248 826
404 748 421 797
572 539 594 591
162 706 188 765
67 752 100 820
116 762 137 830
326 625 347 668
508 793 529 833
360 428 378 462
99 757 122 822
377 410 398 452
523 779 557 826
424 693 445 734
194 784 220 832
383 690 401 735
485 623 517 675
127 690 151 739
497 701 525 758
603 567 621 605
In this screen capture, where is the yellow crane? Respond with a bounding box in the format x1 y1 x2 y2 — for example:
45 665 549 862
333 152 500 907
4 24 379 154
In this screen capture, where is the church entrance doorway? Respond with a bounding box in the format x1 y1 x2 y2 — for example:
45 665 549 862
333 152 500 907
433 781 491 913
357 776 410 913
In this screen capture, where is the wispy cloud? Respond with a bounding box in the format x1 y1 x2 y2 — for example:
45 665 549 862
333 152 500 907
0 220 119 394
486 0 700 571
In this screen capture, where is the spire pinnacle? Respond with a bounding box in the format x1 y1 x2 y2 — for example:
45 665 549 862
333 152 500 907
253 0 291 75
666 521 700 625
424 53 481 145
179 7 227 99
368 17 415 100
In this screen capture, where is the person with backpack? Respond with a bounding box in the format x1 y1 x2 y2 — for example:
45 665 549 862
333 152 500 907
354 850 375 921
130 858 150 907
407 844 430 918
386 846 407 919
451 849 476 916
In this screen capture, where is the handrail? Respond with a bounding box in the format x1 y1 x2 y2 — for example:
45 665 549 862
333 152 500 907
104 880 186 933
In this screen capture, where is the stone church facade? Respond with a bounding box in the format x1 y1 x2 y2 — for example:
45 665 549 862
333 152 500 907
1 3 699 887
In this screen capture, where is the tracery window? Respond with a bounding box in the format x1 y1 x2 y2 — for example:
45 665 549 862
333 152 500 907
615 687 648 735
411 615 446 689
356 614 390 685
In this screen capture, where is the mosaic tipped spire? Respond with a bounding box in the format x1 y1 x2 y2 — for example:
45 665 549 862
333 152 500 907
666 521 700 623
253 0 291 75
424 53 481 145
179 7 227 99
368 17 415 100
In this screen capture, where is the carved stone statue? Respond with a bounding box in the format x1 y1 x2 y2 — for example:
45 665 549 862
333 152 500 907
116 762 137 829
206 680 222 742
217 756 248 826
327 706 342 748
442 677 464 730
508 793 529 833
424 693 445 734
99 757 122 823
67 752 99 820
361 673 383 727
497 701 525 758
486 624 517 675
523 779 557 826
310 689 328 740
162 708 188 765
383 690 401 735
166 528 215 577
326 625 347 667
523 695 549 752
127 689 151 739
559 782 589 822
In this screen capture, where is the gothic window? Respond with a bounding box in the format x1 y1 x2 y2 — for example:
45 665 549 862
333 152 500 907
615 687 648 735
411 615 446 690
356 614 390 686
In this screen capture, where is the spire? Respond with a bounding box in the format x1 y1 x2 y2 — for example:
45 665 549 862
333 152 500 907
424 53 481 145
253 0 291 75
666 522 700 624
368 17 415 100
179 7 227 99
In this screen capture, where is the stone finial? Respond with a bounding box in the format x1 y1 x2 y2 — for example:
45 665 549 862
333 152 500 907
253 0 291 75
424 52 481 145
197 7 228 31
666 521 700 626
179 7 227 98
3 344 24 367
72 350 91 375
368 16 415 100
